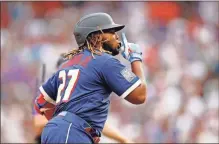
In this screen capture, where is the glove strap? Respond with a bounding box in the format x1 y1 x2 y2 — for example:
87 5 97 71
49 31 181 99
129 52 142 63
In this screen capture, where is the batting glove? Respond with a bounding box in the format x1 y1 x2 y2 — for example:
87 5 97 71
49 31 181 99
120 33 143 63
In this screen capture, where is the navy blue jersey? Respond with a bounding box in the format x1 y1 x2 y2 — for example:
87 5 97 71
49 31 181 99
39 49 141 132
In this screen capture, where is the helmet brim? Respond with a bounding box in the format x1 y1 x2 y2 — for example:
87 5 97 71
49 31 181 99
100 24 125 32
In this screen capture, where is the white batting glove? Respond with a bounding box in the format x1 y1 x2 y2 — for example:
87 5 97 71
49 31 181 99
120 33 143 63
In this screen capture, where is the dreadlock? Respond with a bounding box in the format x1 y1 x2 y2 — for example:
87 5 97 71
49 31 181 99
63 32 111 60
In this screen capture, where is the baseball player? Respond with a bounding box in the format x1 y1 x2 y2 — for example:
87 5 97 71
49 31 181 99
33 56 134 143
34 12 147 143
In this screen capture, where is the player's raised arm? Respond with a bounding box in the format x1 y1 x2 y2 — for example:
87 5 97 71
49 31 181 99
120 38 147 104
100 56 146 105
124 61 146 104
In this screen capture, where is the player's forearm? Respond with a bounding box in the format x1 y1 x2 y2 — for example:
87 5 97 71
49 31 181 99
131 61 147 100
102 123 131 143
123 60 147 104
131 61 146 85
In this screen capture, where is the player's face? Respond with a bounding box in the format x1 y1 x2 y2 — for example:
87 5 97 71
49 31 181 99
101 30 121 56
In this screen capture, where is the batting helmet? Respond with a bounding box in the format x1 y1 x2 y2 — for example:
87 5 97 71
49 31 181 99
74 13 125 47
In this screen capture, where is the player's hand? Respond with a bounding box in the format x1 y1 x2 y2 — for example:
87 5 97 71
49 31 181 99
121 139 134 143
40 107 55 120
120 42 143 63
120 33 142 63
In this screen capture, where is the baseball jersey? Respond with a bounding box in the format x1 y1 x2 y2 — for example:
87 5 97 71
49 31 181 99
39 49 141 132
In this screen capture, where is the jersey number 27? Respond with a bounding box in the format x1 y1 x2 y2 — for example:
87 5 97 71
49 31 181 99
56 69 80 103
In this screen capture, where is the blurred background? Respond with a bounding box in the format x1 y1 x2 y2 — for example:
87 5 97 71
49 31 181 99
1 1 219 143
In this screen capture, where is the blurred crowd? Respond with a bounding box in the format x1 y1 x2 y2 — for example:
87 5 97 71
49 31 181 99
1 1 218 143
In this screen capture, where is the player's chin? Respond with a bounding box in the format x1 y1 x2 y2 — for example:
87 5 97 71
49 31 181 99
103 42 120 56
111 48 120 56
112 42 121 56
